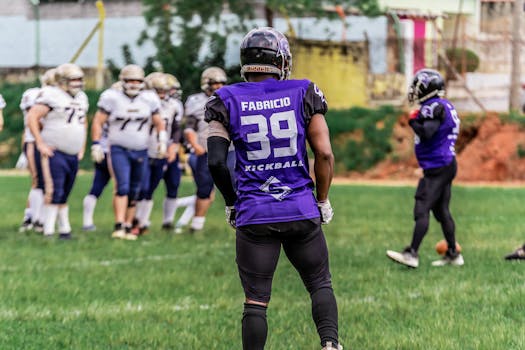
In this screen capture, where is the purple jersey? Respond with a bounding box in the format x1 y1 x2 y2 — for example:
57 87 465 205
206 79 328 226
415 97 460 169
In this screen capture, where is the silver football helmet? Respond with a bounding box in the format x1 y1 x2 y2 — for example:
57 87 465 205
145 72 170 99
55 63 84 96
165 73 183 99
119 64 145 97
200 67 227 93
40 68 57 87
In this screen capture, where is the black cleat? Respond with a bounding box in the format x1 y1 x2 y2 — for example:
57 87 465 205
504 244 525 260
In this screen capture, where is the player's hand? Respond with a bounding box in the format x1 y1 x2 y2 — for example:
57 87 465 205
91 143 105 163
193 144 205 156
37 141 54 157
157 142 167 158
225 206 236 229
317 199 334 224
78 150 85 161
409 109 419 120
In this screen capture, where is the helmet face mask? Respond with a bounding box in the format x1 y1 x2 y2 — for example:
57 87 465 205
408 68 445 104
200 67 227 93
240 27 292 81
55 63 84 96
119 64 145 97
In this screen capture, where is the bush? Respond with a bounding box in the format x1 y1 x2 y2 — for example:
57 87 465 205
441 48 480 74
326 105 400 172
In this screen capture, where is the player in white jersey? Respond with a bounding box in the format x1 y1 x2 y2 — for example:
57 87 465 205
27 63 88 239
182 67 227 232
160 73 197 232
134 72 184 232
18 68 57 233
91 64 167 240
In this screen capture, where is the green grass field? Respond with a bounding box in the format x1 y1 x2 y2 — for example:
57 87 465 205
0 174 524 349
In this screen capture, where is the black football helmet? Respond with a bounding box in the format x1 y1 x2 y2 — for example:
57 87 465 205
240 27 292 81
408 68 445 104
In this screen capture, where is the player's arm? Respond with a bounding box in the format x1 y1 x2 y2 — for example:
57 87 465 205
152 112 168 157
27 104 52 156
0 109 4 132
91 109 109 163
206 95 236 207
409 103 444 141
183 114 204 155
307 114 334 202
167 115 182 162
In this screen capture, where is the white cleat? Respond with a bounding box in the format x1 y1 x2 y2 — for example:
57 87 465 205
432 253 464 267
111 229 126 239
322 341 343 350
386 248 419 268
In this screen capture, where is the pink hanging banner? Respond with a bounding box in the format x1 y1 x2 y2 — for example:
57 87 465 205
413 19 426 73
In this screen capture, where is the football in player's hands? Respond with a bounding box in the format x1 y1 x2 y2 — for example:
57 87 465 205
435 239 462 256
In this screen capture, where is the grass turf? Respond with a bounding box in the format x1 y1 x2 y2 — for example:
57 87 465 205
0 174 524 349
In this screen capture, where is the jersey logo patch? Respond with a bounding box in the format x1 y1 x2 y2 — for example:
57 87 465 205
259 176 292 201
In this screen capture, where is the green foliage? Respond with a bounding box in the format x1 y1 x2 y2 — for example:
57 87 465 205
135 0 381 98
0 81 36 167
443 47 480 73
326 105 400 172
0 176 524 349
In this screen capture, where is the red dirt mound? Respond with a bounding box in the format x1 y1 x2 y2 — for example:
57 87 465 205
349 113 525 181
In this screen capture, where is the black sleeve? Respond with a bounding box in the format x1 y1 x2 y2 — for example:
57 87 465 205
303 82 328 124
409 118 441 141
170 116 182 143
205 93 230 127
207 136 237 206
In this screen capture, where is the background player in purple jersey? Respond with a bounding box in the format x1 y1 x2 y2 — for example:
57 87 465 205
205 27 342 350
387 68 464 268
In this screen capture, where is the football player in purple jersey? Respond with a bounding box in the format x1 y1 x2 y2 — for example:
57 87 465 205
205 27 341 350
387 68 464 268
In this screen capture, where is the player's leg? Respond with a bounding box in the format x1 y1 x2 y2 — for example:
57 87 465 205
162 158 182 228
236 224 281 350
56 153 79 239
83 155 111 230
190 154 214 231
282 219 340 349
134 158 152 232
20 142 38 231
139 158 166 231
32 145 46 232
41 152 68 237
431 160 463 266
124 149 148 239
108 146 132 238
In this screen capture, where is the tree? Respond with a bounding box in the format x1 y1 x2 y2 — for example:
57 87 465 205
138 0 380 97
